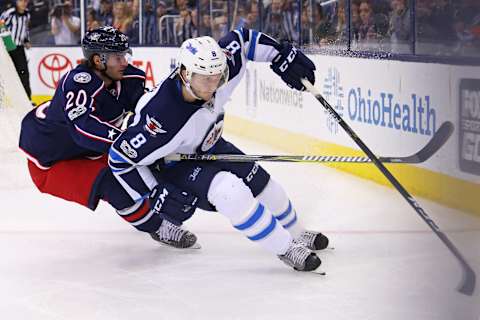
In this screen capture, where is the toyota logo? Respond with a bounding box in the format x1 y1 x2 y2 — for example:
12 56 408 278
38 53 73 89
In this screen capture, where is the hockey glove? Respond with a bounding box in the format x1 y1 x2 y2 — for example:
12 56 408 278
149 182 198 226
270 42 316 91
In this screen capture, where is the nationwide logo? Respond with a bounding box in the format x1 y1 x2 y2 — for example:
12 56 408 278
258 80 303 108
322 66 437 136
38 53 73 89
323 67 345 134
144 114 166 136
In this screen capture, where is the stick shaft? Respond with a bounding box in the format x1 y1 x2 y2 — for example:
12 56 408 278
302 79 475 296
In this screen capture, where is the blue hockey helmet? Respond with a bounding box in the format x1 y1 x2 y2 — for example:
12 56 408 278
81 26 132 61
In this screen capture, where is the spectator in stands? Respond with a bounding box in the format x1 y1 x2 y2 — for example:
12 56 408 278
126 0 140 20
454 0 480 55
98 0 113 27
263 0 299 43
112 1 133 35
172 0 188 13
232 5 249 30
357 0 388 43
312 3 333 45
350 1 361 42
430 0 455 45
200 12 212 36
176 8 198 43
245 0 260 30
416 0 438 43
358 0 376 40
212 14 228 41
388 0 411 52
50 0 81 45
157 1 177 44
140 0 156 44
87 7 101 31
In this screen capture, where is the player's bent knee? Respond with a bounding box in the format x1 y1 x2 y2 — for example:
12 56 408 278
207 171 256 220
256 178 289 212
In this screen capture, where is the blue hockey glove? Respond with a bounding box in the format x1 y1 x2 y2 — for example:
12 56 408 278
270 42 316 91
149 182 198 226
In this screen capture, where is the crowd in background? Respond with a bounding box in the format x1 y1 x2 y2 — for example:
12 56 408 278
1 0 479 57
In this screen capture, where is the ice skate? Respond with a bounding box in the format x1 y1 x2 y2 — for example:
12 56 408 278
297 231 329 251
278 240 321 271
150 220 200 249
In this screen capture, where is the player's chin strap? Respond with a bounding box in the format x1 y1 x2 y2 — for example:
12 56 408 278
178 70 203 100
99 53 116 83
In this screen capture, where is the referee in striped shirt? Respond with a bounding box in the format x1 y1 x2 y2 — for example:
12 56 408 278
1 0 31 100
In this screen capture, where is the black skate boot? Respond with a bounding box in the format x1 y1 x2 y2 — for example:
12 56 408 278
278 240 321 271
150 220 199 249
297 231 329 250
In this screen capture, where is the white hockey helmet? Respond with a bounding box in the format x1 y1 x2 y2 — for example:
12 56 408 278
177 36 229 99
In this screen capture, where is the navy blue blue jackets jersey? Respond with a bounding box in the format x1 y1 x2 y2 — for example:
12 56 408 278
20 64 145 168
109 28 281 202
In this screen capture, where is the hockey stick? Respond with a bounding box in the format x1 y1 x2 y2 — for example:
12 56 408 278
301 79 475 296
164 121 453 163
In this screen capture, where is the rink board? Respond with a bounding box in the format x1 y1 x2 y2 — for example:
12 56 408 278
25 47 480 215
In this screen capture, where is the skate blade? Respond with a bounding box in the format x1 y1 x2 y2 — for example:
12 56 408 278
158 242 202 250
311 269 326 275
314 246 335 252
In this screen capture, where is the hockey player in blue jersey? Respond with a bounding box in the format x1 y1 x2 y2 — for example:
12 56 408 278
19 26 145 214
109 30 329 271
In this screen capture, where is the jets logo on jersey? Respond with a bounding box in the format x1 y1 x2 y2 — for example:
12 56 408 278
144 114 166 136
73 72 92 84
200 120 224 152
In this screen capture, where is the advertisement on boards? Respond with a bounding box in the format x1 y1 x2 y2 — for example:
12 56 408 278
29 47 179 96
459 79 480 175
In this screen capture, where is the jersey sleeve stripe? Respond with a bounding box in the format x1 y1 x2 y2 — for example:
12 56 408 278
61 71 71 92
74 124 114 143
247 30 259 61
92 83 104 97
123 200 151 222
19 147 51 170
123 75 146 80
108 147 134 166
88 114 121 130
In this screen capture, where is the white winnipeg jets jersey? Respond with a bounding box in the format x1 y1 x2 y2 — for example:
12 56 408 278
109 28 281 201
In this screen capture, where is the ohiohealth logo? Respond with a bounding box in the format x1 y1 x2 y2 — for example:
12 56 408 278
323 67 344 134
322 66 437 136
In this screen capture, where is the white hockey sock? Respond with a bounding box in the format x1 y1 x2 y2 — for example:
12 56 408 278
208 172 292 255
256 178 305 238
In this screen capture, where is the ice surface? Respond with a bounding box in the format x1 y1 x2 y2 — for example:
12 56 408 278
1 134 479 320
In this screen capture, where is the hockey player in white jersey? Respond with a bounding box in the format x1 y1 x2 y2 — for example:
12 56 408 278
109 29 329 271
